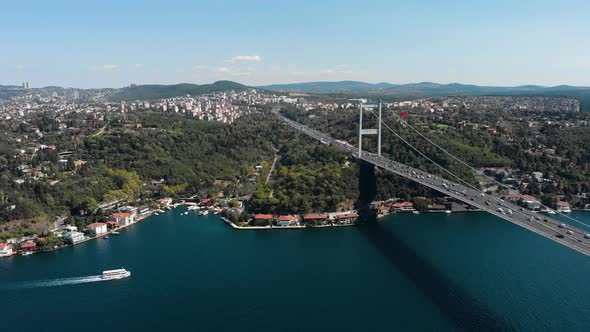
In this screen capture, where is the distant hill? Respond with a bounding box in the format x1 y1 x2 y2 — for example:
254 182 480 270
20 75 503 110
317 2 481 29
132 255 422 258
258 81 587 95
257 81 590 111
111 80 248 101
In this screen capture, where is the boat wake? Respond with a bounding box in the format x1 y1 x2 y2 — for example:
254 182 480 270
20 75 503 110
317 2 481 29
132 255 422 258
6 275 104 289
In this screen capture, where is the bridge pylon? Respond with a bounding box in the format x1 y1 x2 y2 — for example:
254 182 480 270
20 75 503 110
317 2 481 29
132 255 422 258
356 100 382 158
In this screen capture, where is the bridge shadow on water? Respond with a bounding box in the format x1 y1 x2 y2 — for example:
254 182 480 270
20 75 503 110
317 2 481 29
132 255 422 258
355 160 514 332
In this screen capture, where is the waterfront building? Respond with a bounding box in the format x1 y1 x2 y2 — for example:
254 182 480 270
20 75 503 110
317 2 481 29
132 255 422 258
156 197 173 207
137 206 151 217
254 214 273 226
63 231 85 244
335 212 359 224
111 212 134 226
557 201 572 213
302 214 328 225
391 202 415 212
20 240 36 253
0 243 14 257
86 223 108 236
276 215 299 226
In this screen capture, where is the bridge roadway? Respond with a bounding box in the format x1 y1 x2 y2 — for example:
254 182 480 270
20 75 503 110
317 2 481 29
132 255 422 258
275 111 590 257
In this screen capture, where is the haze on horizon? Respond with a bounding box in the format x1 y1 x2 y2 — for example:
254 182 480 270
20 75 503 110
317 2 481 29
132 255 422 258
1 0 589 89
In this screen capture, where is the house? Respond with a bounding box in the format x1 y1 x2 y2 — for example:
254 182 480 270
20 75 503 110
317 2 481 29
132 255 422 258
335 212 359 224
556 201 572 213
375 205 390 217
137 206 151 217
392 202 414 212
111 212 134 226
505 194 542 211
254 214 273 226
0 243 14 257
156 197 173 206
86 223 108 236
106 221 120 229
62 225 78 232
302 213 328 225
276 215 299 226
20 240 37 253
63 231 85 244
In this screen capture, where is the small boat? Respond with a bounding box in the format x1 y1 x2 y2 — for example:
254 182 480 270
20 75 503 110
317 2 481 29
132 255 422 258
154 212 159 216
100 268 131 280
112 231 120 235
21 251 33 256
444 210 452 214
104 235 109 239
412 211 420 215
548 210 556 215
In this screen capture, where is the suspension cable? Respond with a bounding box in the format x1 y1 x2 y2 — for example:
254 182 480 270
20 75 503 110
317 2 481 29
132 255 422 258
365 108 590 248
378 100 590 230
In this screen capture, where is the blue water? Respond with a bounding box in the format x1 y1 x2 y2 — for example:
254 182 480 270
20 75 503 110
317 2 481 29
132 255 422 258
1 209 590 331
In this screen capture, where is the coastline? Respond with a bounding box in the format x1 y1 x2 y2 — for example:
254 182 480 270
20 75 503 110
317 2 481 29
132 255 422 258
219 216 356 230
6 205 590 259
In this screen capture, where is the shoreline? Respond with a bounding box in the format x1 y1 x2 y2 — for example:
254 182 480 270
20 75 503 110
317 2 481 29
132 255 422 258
6 206 590 258
219 216 357 230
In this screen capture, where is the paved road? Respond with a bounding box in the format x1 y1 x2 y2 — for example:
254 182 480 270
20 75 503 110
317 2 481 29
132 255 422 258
275 110 590 257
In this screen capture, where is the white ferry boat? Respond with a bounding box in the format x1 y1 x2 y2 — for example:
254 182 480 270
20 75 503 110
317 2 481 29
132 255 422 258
101 268 131 280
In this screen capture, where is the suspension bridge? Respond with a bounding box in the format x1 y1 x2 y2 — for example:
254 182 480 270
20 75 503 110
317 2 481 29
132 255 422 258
273 104 590 257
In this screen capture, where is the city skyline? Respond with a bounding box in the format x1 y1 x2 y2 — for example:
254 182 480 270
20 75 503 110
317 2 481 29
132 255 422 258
2 0 590 88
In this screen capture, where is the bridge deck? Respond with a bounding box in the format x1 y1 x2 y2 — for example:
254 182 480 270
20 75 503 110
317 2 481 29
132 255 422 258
276 111 590 257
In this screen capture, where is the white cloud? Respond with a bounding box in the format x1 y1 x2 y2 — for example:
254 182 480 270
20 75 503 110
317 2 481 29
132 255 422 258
15 64 25 70
134 64 143 68
228 55 262 63
193 65 208 70
214 66 231 73
101 64 118 70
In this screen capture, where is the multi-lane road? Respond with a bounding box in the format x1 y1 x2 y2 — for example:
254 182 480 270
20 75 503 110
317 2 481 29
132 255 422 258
275 110 590 257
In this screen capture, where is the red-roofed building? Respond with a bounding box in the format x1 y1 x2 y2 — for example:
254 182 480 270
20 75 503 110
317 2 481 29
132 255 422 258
20 240 36 252
156 197 173 206
392 202 414 212
557 201 572 213
106 221 120 229
86 222 108 236
335 212 359 224
254 214 273 226
110 212 134 226
276 215 299 226
303 214 328 225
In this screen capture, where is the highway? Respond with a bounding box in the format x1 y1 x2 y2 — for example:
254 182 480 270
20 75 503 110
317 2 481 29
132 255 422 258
275 110 590 257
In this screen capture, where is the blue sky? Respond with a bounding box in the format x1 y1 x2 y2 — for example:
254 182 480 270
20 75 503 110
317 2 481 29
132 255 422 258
1 0 589 88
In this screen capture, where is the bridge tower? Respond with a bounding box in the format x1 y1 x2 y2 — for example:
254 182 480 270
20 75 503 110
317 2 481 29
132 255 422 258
356 100 382 158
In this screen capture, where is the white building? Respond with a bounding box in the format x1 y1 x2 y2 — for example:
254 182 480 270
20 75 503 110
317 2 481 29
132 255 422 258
556 201 572 213
86 223 108 236
0 243 14 257
111 212 134 226
63 231 85 244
